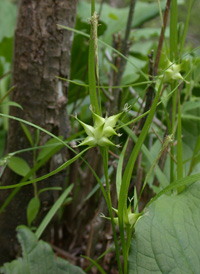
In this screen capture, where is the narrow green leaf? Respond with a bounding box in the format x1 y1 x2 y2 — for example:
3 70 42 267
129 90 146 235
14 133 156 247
27 197 40 226
37 137 63 161
35 184 73 239
82 256 106 274
0 147 90 189
146 172 200 208
0 101 22 109
188 135 200 175
179 0 193 57
57 25 148 80
20 123 34 146
122 125 169 189
116 138 129 199
38 187 62 196
170 0 178 60
88 12 100 115
8 156 31 177
177 99 184 192
181 114 200 121
118 79 164 273
57 76 154 89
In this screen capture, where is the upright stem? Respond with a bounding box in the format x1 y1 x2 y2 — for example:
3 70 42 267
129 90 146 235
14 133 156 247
111 0 137 113
179 0 193 58
154 0 171 74
170 86 177 183
170 0 178 61
101 147 123 274
91 0 95 14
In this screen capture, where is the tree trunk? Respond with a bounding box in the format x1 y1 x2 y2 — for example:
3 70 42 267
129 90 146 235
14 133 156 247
0 0 77 264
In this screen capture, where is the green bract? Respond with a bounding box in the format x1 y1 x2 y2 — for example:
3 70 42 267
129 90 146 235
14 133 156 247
160 58 184 84
100 208 142 229
73 107 123 147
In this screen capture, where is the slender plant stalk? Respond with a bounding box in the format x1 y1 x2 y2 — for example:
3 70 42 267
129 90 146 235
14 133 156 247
154 0 171 74
177 97 184 192
170 87 177 183
101 147 123 274
111 0 137 112
179 0 194 57
88 0 101 115
170 0 178 61
118 79 164 274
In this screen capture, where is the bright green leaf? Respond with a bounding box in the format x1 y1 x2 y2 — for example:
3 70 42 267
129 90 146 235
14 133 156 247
0 226 85 274
27 197 40 226
35 184 73 239
8 156 31 177
37 137 63 161
0 101 23 109
20 123 33 146
129 181 200 273
0 0 16 42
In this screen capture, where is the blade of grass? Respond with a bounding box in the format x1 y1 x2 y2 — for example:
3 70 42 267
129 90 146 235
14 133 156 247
56 77 155 89
170 0 178 61
118 78 163 274
116 138 129 199
122 124 169 188
100 147 122 274
187 135 200 175
0 147 90 189
179 0 195 57
146 173 200 208
177 98 183 180
82 256 107 274
88 13 100 115
84 244 115 273
35 184 73 238
57 24 149 80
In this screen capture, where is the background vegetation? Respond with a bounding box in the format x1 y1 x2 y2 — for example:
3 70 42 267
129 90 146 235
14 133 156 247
0 0 200 273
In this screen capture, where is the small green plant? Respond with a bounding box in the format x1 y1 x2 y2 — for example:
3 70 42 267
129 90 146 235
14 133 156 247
1 0 200 273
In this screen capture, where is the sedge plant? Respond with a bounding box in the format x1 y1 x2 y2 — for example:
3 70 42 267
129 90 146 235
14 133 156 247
1 0 200 273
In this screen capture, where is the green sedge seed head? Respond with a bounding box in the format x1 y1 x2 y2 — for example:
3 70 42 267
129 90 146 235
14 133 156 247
75 136 97 147
103 126 118 137
104 112 123 128
128 213 141 228
160 59 184 84
73 107 123 148
97 136 116 147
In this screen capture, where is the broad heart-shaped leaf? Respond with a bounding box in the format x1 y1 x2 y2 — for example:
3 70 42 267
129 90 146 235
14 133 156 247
0 226 85 274
129 181 200 274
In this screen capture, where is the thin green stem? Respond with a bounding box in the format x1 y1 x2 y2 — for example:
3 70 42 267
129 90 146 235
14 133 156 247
170 0 177 61
91 0 95 14
101 147 123 274
170 85 177 183
179 0 195 57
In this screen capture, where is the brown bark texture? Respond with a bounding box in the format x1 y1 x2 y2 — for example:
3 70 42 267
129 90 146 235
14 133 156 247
0 0 77 264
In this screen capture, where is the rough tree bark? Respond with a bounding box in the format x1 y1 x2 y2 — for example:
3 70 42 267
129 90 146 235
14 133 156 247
0 0 77 264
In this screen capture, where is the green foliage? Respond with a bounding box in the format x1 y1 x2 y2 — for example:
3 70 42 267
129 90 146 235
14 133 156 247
129 181 200 273
77 1 166 44
1 0 200 273
0 0 16 42
35 184 73 239
8 156 31 177
0 226 85 274
27 197 40 227
0 0 17 131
